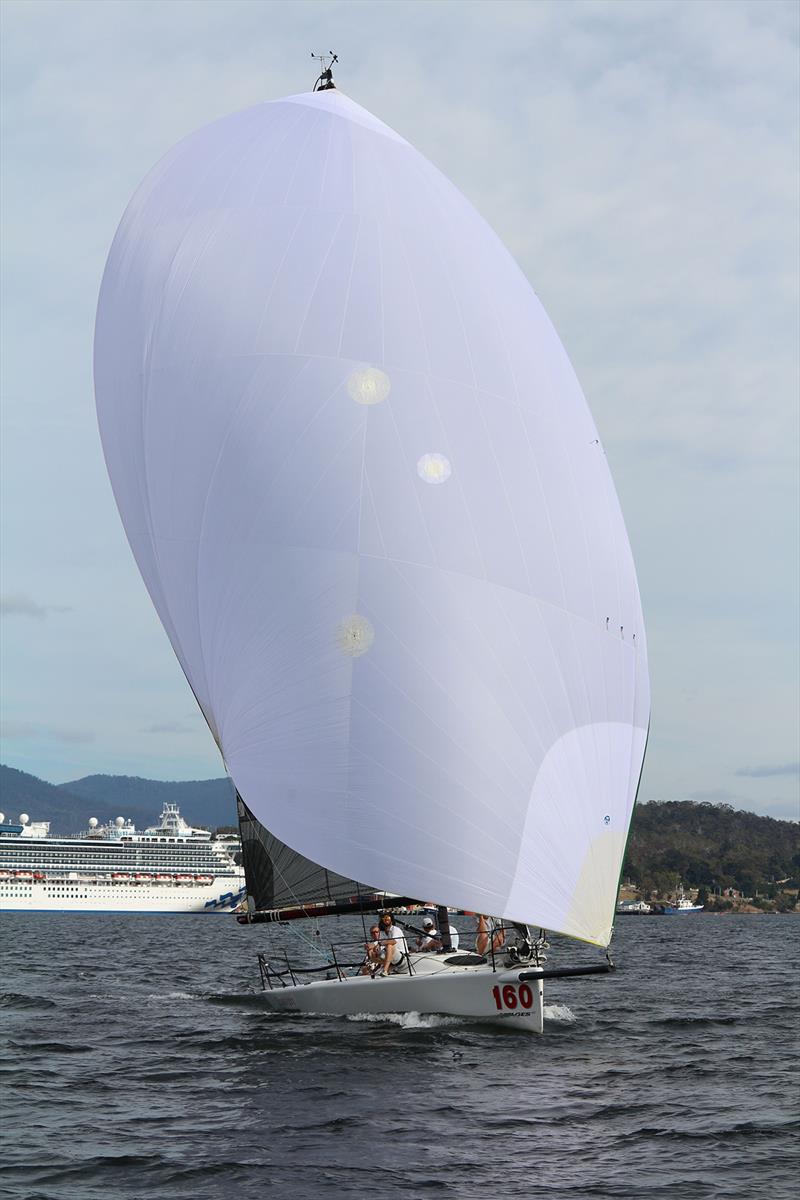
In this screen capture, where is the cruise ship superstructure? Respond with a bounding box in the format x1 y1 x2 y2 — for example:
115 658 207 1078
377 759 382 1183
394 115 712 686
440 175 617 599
0 803 246 913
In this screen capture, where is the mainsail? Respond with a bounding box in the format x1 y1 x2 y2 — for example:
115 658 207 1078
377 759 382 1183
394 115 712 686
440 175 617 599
237 793 383 915
94 88 649 947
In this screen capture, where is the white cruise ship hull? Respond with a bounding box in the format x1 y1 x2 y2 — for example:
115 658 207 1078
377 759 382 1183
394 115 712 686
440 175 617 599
0 802 245 913
0 877 246 913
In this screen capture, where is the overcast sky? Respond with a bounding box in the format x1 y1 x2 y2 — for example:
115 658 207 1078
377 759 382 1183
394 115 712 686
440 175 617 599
1 0 798 820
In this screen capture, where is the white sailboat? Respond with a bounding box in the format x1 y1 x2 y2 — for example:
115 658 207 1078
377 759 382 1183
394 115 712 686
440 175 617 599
94 59 649 1032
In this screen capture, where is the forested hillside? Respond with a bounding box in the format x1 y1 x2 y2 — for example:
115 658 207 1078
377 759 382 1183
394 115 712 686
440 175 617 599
0 766 235 833
0 766 88 830
623 800 799 897
60 773 236 831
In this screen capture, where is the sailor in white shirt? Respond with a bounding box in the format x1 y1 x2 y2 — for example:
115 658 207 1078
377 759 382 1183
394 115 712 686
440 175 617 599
419 914 460 951
415 917 439 950
378 912 407 974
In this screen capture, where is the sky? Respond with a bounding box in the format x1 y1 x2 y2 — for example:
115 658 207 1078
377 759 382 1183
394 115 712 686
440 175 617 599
1 0 798 820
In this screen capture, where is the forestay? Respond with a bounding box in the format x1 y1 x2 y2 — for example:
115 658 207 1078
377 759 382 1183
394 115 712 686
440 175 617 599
94 89 649 947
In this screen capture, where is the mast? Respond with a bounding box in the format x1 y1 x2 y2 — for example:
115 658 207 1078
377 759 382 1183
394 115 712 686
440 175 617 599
436 904 452 952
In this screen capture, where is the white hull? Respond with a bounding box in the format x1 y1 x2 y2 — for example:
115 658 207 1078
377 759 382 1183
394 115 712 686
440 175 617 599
259 953 546 1033
0 879 246 913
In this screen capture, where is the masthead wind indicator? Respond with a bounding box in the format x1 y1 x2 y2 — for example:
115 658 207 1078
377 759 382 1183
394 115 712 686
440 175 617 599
311 51 338 91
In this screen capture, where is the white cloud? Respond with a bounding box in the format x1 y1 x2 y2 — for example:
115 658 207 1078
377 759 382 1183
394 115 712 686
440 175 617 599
0 593 70 618
736 763 800 779
1 594 48 619
142 721 193 735
1 719 94 744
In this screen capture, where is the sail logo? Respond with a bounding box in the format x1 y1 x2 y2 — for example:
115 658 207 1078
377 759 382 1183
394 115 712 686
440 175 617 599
337 614 375 657
417 452 452 485
347 367 390 406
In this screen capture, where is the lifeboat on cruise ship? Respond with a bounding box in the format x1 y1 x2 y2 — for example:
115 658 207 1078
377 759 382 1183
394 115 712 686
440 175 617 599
111 873 130 880
154 873 171 881
14 870 33 878
175 874 193 883
194 874 213 882
134 873 152 880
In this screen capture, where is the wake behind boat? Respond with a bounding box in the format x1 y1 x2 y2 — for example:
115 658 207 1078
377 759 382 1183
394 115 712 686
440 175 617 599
94 59 650 1028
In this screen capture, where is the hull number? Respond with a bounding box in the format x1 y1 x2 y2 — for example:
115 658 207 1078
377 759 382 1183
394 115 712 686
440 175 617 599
491 983 535 1010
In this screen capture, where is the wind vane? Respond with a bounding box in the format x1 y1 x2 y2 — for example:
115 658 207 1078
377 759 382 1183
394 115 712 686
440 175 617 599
311 51 338 91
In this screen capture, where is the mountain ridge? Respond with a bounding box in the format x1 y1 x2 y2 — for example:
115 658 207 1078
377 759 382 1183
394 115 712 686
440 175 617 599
0 765 236 833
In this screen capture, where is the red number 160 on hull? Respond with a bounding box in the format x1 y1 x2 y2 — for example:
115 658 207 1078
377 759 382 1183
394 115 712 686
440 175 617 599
491 983 535 1010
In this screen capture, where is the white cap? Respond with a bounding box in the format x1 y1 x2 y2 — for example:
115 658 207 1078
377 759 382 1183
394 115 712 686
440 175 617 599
423 917 435 927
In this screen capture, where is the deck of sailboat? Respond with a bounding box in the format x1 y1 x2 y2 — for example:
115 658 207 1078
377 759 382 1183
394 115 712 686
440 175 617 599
258 949 547 1032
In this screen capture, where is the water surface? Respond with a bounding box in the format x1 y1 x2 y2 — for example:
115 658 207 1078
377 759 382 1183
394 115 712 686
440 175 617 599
1 912 797 1198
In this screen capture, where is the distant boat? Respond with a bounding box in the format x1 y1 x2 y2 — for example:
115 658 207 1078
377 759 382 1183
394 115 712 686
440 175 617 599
617 890 704 916
616 899 652 914
661 893 704 914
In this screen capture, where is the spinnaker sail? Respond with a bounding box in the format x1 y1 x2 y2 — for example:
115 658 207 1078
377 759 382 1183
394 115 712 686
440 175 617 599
94 88 649 947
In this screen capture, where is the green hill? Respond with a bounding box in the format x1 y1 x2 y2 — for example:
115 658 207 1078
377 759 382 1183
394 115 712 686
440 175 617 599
59 774 236 831
0 765 89 831
623 800 799 897
0 765 235 833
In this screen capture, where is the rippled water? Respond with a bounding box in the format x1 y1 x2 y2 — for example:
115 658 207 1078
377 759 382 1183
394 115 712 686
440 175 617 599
1 911 798 1199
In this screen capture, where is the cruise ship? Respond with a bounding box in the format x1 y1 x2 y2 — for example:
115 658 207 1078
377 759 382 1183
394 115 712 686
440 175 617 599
0 802 246 913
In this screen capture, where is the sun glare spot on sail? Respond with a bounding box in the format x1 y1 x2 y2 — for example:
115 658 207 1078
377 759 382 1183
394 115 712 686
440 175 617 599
417 452 452 484
337 614 375 657
347 367 390 406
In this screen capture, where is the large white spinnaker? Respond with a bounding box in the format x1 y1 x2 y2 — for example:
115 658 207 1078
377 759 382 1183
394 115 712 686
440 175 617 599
94 89 649 948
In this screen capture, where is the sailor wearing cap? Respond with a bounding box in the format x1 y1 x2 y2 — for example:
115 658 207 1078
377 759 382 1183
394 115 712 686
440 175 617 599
415 917 438 951
415 915 460 952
